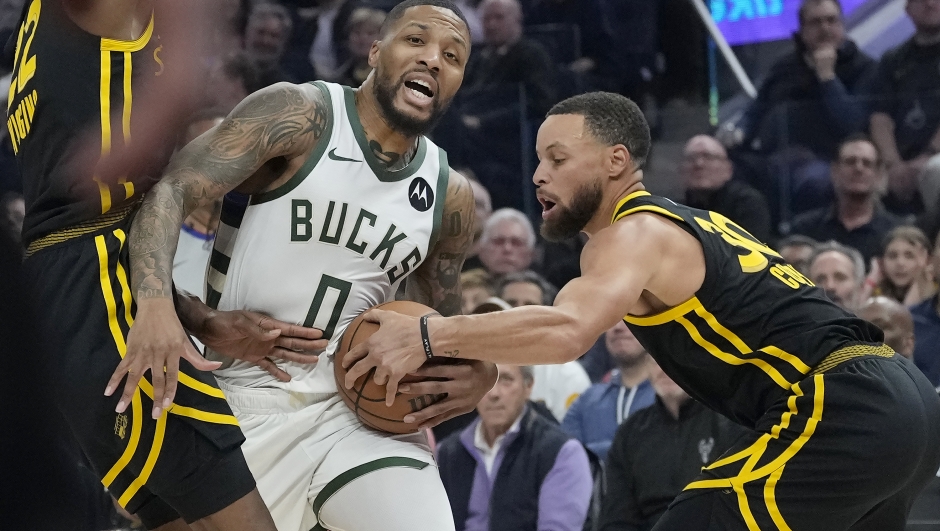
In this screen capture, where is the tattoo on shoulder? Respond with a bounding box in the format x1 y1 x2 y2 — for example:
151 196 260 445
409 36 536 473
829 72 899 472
129 83 331 301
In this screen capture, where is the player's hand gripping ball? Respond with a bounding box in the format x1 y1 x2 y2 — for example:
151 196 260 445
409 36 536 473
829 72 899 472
334 301 448 434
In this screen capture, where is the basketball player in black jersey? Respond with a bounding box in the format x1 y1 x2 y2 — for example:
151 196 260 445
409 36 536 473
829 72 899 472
9 1 326 529
345 92 940 530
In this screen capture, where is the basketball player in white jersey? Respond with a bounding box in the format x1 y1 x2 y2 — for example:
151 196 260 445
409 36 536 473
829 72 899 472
114 1 497 529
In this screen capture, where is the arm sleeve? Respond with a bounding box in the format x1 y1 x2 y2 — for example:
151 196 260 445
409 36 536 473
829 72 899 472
820 78 868 137
598 424 641 531
537 440 594 531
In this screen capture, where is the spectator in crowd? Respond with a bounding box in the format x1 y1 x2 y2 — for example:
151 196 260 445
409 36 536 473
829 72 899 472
808 241 866 312
335 7 385 88
857 296 916 360
0 191 24 250
305 0 364 83
461 0 556 121
522 0 618 93
777 234 819 274
496 271 591 421
869 0 940 214
437 363 593 531
478 208 536 277
790 135 902 264
461 268 496 315
172 109 227 303
205 52 263 113
680 135 771 242
598 362 745 531
454 0 485 45
562 321 655 462
462 169 494 271
499 270 557 307
872 225 936 305
911 232 940 386
244 2 302 86
723 0 873 160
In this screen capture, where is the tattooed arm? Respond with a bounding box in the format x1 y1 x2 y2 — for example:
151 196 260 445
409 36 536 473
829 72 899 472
397 169 497 428
107 83 331 418
404 169 476 317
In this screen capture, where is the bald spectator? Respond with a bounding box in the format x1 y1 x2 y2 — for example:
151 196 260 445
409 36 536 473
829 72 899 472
790 136 903 264
479 208 536 277
858 297 916 360
462 0 556 122
911 233 940 386
808 241 866 312
777 234 819 275
681 135 771 242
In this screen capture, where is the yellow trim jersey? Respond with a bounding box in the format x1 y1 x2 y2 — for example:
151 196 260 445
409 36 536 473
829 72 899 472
8 0 166 244
615 191 883 427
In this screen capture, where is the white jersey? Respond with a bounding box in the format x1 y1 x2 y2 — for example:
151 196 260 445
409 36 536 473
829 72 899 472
205 81 449 394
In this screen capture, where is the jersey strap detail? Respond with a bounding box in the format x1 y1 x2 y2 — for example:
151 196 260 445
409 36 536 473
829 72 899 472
100 13 154 52
426 150 450 253
250 81 335 206
310 457 430 530
611 190 652 223
342 85 427 182
623 295 702 326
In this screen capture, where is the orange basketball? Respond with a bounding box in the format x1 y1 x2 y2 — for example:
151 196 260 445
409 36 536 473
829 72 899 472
334 300 447 434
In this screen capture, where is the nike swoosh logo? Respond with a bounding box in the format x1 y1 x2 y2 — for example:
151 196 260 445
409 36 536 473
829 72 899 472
328 148 362 163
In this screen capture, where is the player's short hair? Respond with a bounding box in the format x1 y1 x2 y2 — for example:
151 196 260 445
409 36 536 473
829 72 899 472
381 0 470 39
499 270 558 305
798 0 843 25
809 240 865 284
481 208 535 249
547 92 651 172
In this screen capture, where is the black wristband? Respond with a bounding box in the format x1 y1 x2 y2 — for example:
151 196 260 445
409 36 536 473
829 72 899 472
419 313 435 360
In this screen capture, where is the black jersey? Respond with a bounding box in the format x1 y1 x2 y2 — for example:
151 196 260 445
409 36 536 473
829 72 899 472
616 191 883 427
7 0 167 244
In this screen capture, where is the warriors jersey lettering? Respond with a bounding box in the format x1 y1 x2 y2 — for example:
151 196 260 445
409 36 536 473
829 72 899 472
615 192 883 427
8 0 168 244
206 82 449 394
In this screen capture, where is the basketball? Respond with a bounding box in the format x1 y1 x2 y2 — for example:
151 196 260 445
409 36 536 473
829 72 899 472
334 300 447 434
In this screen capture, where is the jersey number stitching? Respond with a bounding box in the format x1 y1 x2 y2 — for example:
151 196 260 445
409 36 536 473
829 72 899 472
302 274 352 340
694 212 781 273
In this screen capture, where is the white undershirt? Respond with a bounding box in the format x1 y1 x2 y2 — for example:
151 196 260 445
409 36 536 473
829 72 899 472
473 412 524 476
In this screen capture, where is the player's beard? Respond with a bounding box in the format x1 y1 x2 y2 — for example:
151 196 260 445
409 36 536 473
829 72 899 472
373 67 447 138
540 180 603 242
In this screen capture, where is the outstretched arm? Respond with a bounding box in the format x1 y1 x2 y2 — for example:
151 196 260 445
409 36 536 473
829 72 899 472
107 83 331 419
343 213 695 405
397 170 499 428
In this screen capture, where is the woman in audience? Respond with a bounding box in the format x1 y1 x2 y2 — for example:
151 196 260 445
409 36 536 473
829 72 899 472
335 7 386 89
870 226 936 305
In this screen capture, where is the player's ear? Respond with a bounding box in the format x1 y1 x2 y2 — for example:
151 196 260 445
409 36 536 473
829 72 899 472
608 144 631 179
368 40 381 68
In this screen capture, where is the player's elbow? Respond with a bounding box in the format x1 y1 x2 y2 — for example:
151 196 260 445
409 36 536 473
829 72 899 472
546 314 595 364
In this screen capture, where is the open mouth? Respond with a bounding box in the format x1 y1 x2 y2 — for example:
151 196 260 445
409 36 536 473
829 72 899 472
404 79 434 99
538 196 557 214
